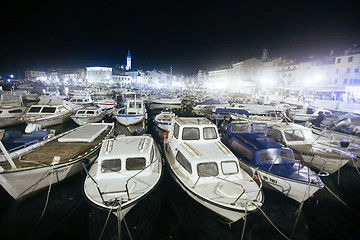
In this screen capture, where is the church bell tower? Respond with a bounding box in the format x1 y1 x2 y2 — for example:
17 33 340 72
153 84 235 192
126 50 131 70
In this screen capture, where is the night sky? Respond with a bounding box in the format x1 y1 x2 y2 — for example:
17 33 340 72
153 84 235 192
1 1 360 76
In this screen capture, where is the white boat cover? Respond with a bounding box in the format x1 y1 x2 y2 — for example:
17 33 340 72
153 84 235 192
58 124 108 143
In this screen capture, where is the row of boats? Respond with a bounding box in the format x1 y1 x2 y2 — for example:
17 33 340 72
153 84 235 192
1 89 360 233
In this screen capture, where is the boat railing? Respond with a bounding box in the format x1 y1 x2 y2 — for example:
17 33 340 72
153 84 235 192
125 158 160 201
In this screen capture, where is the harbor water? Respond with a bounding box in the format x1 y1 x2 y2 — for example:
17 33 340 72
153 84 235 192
1 105 360 240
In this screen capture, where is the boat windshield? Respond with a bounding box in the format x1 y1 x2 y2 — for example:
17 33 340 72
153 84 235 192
182 127 200 140
197 162 219 177
41 107 57 113
221 161 239 174
253 123 267 133
101 159 121 173
77 110 86 114
28 106 42 113
284 129 305 142
259 149 294 162
231 124 251 133
203 127 217 140
126 157 146 170
87 110 95 115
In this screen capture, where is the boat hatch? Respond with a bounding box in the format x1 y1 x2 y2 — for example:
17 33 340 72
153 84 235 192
58 124 108 142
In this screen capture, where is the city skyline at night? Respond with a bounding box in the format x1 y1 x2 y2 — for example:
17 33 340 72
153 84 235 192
1 1 360 76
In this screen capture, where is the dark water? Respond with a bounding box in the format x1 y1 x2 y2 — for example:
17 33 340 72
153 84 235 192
1 105 360 240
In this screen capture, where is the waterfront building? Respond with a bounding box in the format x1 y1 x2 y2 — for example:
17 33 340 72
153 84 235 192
86 67 112 83
112 74 132 84
25 70 47 81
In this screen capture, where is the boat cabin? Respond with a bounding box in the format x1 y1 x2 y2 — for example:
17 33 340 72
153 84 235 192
166 117 243 183
96 136 159 181
267 123 315 146
26 105 69 115
224 122 296 166
75 108 103 116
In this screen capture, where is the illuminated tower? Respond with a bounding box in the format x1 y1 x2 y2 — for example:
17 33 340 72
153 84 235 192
126 50 131 70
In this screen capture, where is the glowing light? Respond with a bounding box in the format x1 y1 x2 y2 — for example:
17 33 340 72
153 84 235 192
10 74 14 78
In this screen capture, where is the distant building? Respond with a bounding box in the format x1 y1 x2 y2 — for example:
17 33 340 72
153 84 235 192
86 67 112 83
126 50 131 70
332 52 360 91
25 70 47 81
112 74 132 84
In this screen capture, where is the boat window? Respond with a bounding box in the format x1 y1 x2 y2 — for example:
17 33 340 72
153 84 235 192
306 108 315 114
284 130 305 141
87 110 95 115
129 102 135 108
221 161 239 174
182 127 200 140
253 123 267 133
197 162 218 177
268 129 283 142
203 127 217 140
41 107 57 113
173 123 180 139
9 109 23 113
78 110 86 114
259 149 278 162
101 159 121 173
136 103 142 108
126 157 146 170
231 124 251 133
302 130 314 141
280 150 294 160
28 106 42 113
176 151 192 173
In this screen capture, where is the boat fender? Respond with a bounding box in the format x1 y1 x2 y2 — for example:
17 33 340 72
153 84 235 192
252 172 259 181
163 131 169 139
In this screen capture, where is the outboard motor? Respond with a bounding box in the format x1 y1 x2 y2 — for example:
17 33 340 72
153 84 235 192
25 123 42 134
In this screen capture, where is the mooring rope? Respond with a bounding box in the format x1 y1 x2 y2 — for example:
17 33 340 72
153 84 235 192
323 183 349 208
38 164 55 222
98 203 115 240
240 205 248 240
253 204 290 240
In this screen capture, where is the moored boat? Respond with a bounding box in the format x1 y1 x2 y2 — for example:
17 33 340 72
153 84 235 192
83 135 162 220
163 117 263 223
0 122 114 200
113 98 147 126
71 106 106 125
154 110 176 131
222 121 324 202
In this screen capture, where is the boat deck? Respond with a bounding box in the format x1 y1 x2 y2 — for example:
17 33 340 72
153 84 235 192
0 126 112 169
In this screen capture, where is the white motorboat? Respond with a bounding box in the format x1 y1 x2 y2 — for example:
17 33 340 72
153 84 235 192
69 95 93 106
267 122 354 174
70 106 106 125
151 97 182 105
83 135 162 220
0 122 114 200
0 93 26 128
290 106 332 122
163 117 263 223
94 99 116 116
154 110 176 131
113 98 147 126
21 99 80 128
